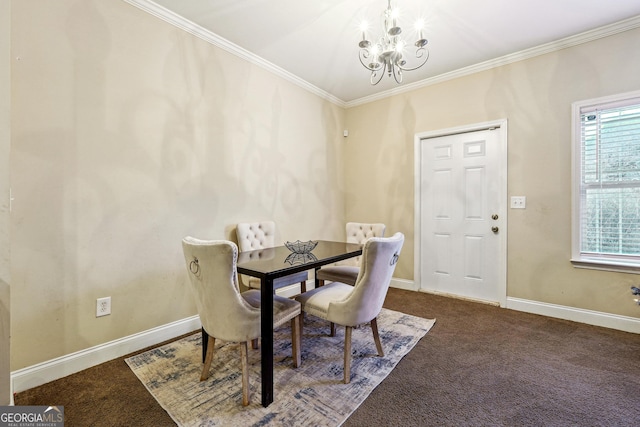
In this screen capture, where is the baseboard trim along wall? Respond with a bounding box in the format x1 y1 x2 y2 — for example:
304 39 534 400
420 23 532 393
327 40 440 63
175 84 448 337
416 287 640 334
389 278 418 291
506 297 640 334
11 315 202 394
11 281 639 395
11 278 411 394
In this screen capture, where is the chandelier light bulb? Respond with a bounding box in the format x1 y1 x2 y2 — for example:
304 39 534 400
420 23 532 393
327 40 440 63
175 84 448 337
357 0 430 85
415 20 423 37
359 21 371 48
359 20 369 37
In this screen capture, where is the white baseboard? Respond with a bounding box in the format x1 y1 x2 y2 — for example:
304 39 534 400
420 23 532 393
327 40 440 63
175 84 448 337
416 283 639 334
390 277 418 291
12 284 638 396
506 297 640 334
11 315 201 394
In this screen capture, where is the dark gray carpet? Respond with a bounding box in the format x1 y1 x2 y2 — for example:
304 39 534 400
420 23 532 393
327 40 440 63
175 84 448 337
15 288 640 426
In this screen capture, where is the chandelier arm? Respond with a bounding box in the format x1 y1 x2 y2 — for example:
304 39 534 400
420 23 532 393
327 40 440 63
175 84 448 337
396 49 429 72
392 65 403 84
370 65 386 85
358 49 372 70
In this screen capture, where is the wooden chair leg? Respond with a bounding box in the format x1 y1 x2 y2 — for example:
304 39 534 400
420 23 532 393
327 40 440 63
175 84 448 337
318 279 325 287
251 338 259 349
343 326 352 384
300 281 307 293
330 322 336 337
291 314 302 368
200 335 215 381
241 342 250 406
371 317 384 356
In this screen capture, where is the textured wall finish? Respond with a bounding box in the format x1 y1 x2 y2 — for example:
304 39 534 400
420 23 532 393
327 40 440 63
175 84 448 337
9 0 640 376
10 0 345 370
345 27 640 319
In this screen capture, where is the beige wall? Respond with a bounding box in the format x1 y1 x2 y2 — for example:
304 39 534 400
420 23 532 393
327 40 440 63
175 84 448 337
9 0 640 373
345 27 640 318
0 0 11 405
10 0 345 370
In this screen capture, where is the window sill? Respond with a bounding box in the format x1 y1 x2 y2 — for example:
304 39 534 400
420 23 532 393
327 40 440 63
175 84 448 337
571 258 640 274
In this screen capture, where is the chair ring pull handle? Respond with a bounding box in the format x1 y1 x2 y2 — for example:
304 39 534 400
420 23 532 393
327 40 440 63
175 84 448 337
190 257 200 274
390 253 399 266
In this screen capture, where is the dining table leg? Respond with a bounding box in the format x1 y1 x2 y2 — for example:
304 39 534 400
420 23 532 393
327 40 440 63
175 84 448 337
261 276 274 407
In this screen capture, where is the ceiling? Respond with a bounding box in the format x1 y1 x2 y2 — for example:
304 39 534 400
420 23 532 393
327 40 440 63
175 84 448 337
136 0 640 105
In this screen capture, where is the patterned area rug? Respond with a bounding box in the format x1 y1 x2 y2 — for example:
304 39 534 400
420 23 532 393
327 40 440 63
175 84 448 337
125 308 435 426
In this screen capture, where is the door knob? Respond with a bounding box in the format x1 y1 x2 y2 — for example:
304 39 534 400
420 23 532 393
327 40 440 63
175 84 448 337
491 226 499 233
491 214 499 220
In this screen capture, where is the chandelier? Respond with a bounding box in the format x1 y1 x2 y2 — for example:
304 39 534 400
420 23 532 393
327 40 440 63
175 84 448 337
358 0 429 85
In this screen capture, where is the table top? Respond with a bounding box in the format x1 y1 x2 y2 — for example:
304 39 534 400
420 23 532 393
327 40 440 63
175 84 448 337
236 240 362 279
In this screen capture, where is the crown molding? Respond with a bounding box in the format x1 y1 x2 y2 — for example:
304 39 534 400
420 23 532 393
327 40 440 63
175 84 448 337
122 1 640 110
345 14 640 108
122 0 347 108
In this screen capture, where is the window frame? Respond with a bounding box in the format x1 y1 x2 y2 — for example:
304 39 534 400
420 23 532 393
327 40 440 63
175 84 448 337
571 89 640 274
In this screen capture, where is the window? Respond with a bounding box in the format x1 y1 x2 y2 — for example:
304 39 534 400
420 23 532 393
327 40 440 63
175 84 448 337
572 90 640 273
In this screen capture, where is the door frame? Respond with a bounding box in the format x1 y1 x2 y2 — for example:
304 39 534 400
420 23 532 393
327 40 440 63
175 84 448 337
414 119 508 307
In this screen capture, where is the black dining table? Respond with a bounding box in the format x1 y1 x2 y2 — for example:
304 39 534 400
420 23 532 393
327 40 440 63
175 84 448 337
235 240 362 407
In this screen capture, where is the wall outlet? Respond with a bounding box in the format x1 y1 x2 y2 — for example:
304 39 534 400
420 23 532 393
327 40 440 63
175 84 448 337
96 297 111 317
510 196 526 209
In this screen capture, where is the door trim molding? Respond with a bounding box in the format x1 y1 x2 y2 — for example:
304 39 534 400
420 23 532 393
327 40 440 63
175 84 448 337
414 119 508 306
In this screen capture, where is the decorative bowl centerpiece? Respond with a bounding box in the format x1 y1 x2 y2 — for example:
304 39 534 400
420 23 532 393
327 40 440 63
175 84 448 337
284 240 318 254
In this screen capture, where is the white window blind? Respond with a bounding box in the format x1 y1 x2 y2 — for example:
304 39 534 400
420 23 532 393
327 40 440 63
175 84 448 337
578 97 640 261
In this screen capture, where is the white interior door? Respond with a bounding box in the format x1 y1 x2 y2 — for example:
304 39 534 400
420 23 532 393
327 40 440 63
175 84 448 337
417 124 506 305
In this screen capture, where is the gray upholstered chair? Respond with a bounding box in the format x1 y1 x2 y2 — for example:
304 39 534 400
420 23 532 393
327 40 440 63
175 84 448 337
316 222 386 286
236 221 308 294
182 237 302 406
296 232 404 384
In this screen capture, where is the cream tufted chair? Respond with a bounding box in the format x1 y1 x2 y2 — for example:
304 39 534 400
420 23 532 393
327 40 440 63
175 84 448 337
182 237 302 406
316 222 386 287
236 221 308 293
296 232 404 384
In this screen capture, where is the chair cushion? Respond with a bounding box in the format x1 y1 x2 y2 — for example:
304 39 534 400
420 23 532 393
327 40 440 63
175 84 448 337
295 282 352 320
315 265 359 285
242 290 301 328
